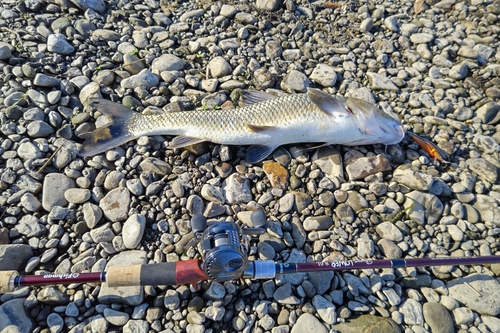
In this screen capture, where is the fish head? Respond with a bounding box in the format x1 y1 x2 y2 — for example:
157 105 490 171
345 97 405 145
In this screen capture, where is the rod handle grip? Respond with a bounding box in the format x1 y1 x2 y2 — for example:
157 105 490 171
106 260 207 288
0 270 18 294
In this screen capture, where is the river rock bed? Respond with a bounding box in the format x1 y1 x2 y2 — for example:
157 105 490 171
1 0 500 332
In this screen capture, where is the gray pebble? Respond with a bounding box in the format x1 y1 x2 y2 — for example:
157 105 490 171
47 34 74 55
303 215 333 231
42 173 75 212
64 188 91 204
375 222 403 242
151 54 186 72
99 187 131 222
273 283 300 305
207 56 232 78
122 214 146 249
34 73 61 87
222 174 252 204
27 120 54 138
121 69 159 91
312 295 336 324
205 305 225 321
103 308 130 326
399 298 424 325
310 64 337 87
47 312 64 333
258 241 276 260
204 281 225 300
280 69 310 93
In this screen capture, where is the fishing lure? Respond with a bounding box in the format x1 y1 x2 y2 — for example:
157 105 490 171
407 131 449 163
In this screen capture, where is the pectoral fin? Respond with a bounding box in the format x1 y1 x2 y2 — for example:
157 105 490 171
245 145 277 163
170 136 206 148
246 124 276 132
307 88 348 116
241 90 277 106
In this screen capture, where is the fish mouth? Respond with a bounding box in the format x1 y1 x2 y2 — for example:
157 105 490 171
346 97 405 145
383 124 406 145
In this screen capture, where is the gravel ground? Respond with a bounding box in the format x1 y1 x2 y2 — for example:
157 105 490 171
1 0 500 332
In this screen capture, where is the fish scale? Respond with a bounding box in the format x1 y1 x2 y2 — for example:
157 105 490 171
132 93 322 143
80 88 405 162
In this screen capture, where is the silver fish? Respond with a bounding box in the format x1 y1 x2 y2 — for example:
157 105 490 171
80 88 405 162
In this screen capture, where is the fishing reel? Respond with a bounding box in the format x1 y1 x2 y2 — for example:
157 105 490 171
191 214 267 282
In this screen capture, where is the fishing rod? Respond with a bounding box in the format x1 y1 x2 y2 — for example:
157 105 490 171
1 215 499 294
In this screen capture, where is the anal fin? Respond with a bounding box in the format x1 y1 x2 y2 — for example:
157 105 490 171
245 145 277 163
295 143 330 153
170 136 206 149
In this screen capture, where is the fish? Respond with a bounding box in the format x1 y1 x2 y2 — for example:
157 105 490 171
406 131 449 163
79 88 406 163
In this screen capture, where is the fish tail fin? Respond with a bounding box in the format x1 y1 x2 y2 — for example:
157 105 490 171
79 99 138 156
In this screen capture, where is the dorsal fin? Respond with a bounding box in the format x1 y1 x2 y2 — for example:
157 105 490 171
241 90 277 106
306 88 348 116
